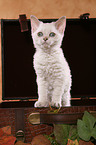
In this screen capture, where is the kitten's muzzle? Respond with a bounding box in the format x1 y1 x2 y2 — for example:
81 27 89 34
43 37 48 41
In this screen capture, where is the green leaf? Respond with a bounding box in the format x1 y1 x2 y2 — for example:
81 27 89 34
77 111 96 141
69 125 78 140
54 124 79 145
77 119 91 141
91 126 96 139
54 124 70 145
83 111 96 130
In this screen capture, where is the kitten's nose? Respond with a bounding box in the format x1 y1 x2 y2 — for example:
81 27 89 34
43 37 48 41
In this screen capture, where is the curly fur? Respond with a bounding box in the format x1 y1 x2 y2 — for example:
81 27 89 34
30 15 72 107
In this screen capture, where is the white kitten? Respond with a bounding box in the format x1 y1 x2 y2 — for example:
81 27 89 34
30 15 72 107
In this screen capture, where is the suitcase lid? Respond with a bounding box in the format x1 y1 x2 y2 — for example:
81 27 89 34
1 18 96 100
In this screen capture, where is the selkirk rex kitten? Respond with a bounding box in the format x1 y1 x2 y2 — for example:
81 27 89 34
30 15 72 107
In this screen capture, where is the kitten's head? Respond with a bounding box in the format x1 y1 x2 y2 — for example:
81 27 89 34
30 15 66 51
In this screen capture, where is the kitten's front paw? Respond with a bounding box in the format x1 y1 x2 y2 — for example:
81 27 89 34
34 101 49 108
51 101 61 108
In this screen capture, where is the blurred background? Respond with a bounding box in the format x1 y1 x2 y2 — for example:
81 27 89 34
0 0 96 102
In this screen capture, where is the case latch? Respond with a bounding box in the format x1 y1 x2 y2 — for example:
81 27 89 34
80 13 90 19
19 14 29 32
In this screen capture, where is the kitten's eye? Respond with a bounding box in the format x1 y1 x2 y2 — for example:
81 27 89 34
49 32 56 37
37 32 43 37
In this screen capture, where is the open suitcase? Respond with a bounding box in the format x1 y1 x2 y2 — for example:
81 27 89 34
0 14 96 144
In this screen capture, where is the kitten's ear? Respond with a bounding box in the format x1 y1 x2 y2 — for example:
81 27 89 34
55 16 66 34
30 15 40 32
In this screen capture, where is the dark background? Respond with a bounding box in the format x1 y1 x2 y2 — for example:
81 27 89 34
1 19 96 100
